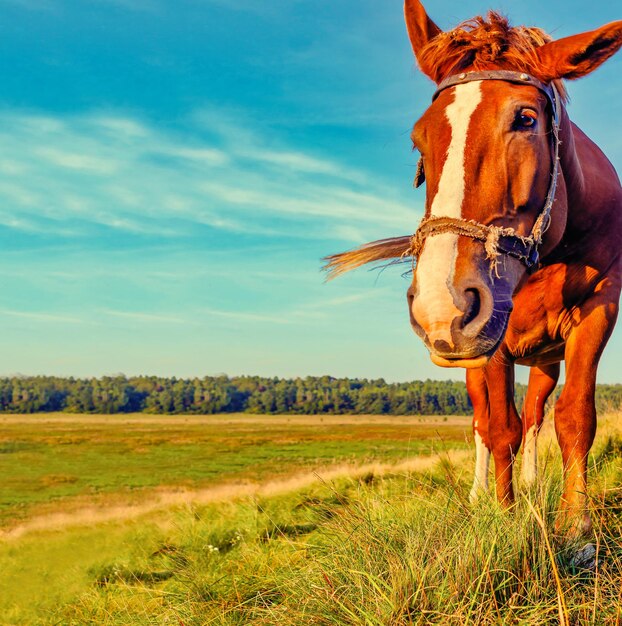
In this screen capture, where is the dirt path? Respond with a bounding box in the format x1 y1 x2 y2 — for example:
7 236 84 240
0 448 470 541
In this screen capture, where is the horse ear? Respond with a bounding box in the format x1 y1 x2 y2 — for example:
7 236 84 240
404 0 443 81
535 21 622 81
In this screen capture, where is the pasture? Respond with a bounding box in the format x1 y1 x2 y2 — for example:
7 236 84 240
0 413 468 623
1 412 621 624
0 413 468 529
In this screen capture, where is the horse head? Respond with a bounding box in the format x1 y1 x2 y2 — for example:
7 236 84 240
325 1 622 369
403 0 622 368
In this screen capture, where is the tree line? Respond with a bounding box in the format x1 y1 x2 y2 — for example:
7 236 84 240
0 375 620 416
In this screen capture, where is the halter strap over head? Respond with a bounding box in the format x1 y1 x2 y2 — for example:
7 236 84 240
433 69 559 120
412 69 561 275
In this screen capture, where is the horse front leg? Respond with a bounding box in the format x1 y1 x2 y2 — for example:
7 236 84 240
466 368 491 502
519 363 560 488
554 294 619 536
484 349 522 505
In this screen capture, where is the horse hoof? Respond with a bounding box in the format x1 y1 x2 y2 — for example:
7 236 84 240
570 543 597 571
555 511 592 538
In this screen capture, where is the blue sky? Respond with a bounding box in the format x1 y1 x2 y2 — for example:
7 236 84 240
0 0 620 382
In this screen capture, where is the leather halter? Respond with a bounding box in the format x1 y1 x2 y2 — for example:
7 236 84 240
412 70 562 274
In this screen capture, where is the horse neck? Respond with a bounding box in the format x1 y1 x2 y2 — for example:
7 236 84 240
558 108 584 202
547 105 622 275
559 106 621 232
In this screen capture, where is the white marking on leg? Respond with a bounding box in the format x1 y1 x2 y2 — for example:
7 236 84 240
470 431 490 503
520 424 538 487
412 82 483 345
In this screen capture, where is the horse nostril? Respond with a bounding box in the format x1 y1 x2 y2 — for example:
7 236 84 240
462 288 481 328
433 339 452 353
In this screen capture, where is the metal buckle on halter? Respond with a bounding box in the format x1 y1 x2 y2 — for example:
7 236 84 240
525 246 540 272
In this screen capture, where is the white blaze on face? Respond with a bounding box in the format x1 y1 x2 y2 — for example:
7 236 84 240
413 82 483 347
520 424 538 487
469 430 490 503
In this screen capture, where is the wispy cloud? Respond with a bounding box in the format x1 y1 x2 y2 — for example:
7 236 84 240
312 292 382 308
203 298 337 326
0 308 84 324
202 306 296 326
100 309 187 324
35 147 119 174
0 107 421 247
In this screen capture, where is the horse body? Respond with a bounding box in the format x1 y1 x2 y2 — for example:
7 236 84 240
326 1 622 534
475 111 622 530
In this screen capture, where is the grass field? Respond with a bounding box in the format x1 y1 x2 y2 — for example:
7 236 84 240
1 412 621 624
0 413 470 529
0 412 470 624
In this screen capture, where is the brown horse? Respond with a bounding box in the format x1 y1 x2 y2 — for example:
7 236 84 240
325 0 622 535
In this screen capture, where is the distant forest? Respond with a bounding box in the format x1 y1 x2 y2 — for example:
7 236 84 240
0 376 621 416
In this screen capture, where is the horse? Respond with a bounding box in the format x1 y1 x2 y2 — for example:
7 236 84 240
324 0 622 535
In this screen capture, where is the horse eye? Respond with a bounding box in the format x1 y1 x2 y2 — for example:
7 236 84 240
515 110 537 129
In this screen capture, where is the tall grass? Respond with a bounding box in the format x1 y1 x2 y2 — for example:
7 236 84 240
50 432 622 625
276 463 620 625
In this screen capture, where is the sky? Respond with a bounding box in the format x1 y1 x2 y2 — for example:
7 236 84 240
0 0 620 383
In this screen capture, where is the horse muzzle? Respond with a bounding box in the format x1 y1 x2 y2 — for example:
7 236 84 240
407 282 510 368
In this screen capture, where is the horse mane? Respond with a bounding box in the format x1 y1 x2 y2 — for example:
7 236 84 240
419 11 567 99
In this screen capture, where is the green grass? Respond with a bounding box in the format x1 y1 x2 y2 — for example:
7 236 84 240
2 413 622 624
0 518 170 625
0 414 469 527
45 435 622 626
